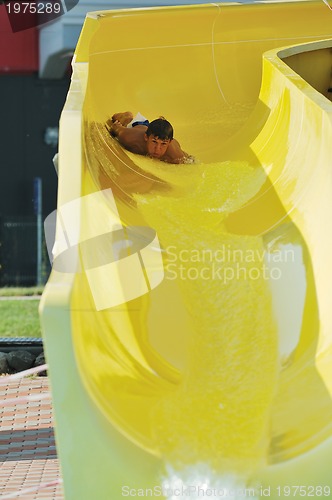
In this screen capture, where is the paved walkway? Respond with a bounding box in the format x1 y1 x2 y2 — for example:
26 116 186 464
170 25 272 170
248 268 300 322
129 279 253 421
0 377 63 499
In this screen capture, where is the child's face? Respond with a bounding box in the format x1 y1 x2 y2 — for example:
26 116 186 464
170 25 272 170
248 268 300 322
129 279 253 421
145 134 171 159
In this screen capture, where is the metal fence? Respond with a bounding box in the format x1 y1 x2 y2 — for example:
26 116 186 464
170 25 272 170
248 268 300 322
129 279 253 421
0 216 50 286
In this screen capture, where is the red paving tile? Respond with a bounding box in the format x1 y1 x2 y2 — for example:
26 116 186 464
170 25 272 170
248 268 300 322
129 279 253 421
0 377 64 499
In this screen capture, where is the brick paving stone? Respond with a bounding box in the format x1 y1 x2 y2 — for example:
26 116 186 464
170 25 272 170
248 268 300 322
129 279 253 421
0 378 63 498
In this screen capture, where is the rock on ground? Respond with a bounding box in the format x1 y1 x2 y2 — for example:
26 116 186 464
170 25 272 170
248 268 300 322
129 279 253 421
7 350 36 371
0 352 9 374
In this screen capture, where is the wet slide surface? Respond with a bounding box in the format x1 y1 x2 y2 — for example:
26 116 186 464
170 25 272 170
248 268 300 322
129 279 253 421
40 2 332 498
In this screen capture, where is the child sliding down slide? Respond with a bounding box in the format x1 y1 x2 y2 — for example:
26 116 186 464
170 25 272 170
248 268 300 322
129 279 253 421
106 111 194 164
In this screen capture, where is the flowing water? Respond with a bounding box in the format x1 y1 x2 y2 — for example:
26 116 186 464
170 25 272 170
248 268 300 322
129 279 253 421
132 158 280 489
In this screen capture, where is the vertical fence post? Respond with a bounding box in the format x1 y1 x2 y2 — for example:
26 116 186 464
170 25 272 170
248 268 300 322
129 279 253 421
33 177 43 286
0 215 2 286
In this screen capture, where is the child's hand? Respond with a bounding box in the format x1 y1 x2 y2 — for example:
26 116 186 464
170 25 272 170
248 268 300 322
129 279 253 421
106 119 123 137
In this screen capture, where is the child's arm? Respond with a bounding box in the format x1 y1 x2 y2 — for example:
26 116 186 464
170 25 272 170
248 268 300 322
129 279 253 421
106 119 126 138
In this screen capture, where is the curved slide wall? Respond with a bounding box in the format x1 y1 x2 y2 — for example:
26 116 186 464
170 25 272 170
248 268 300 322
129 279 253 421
40 3 332 499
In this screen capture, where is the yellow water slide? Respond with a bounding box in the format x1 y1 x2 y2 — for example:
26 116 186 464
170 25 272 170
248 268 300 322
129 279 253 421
40 2 332 498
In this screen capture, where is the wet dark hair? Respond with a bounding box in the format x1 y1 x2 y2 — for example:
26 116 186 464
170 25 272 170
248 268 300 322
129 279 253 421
146 117 173 140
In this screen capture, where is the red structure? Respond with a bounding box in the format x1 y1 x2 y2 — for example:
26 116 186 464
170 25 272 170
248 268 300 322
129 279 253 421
0 5 38 73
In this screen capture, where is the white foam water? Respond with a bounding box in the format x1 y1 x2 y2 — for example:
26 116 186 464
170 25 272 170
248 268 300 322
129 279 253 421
162 464 259 499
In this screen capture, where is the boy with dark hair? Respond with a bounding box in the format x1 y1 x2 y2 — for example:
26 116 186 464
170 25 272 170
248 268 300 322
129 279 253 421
106 112 190 164
147 117 174 141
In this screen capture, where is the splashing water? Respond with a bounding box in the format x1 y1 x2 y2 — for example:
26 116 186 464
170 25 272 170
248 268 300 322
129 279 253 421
135 161 279 475
162 464 259 500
